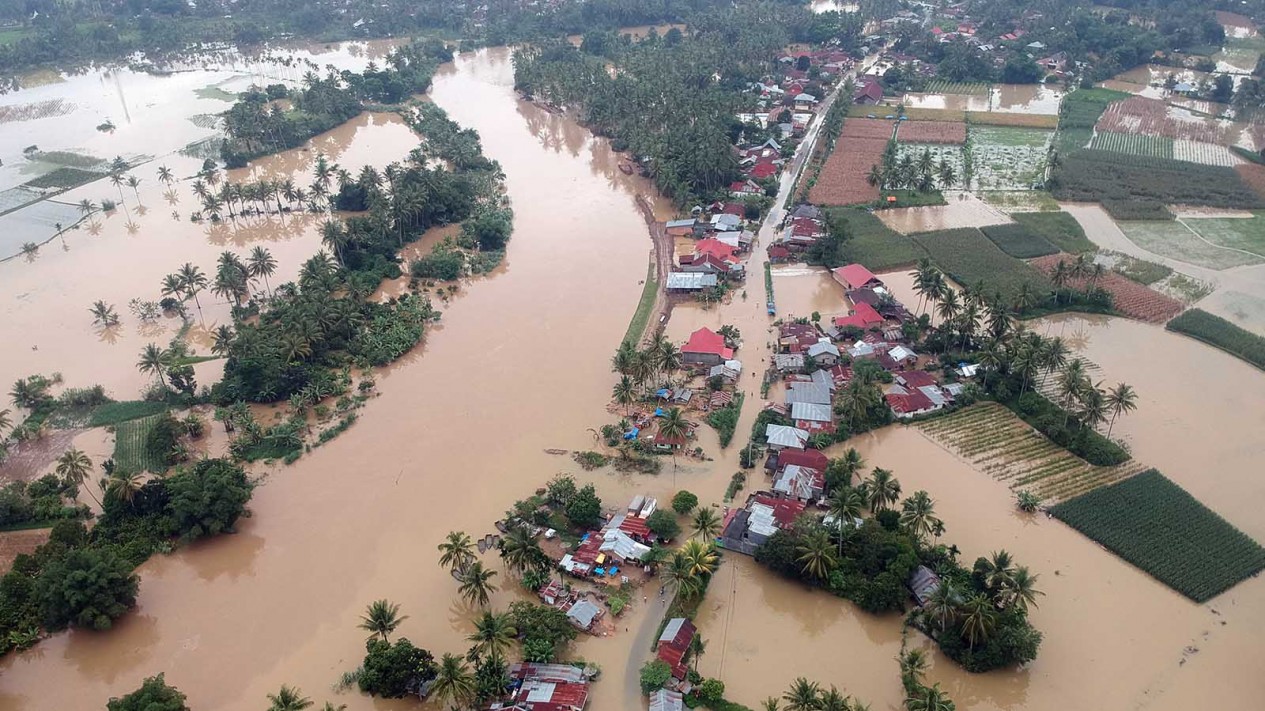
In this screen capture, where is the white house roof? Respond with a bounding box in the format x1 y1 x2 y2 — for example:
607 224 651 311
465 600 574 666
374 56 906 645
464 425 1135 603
665 272 718 290
889 345 916 361
774 465 821 500
807 341 840 358
773 353 805 370
795 93 818 102
957 363 981 377
791 402 832 422
600 529 651 561
849 341 876 358
566 599 602 628
765 424 810 449
666 218 696 228
711 213 743 228
650 689 685 711
786 382 831 405
918 385 948 407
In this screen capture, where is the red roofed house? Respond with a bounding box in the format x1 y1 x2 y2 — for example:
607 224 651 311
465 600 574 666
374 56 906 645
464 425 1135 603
832 301 885 331
885 389 937 418
748 159 780 180
770 447 829 472
778 322 820 354
854 79 884 105
832 264 882 290
730 180 762 197
683 327 734 366
768 245 791 263
618 515 652 542
508 678 591 710
896 370 937 389
718 202 746 217
657 618 697 681
694 237 738 263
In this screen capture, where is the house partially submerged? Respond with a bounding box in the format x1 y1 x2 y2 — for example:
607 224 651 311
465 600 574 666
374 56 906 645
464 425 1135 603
649 689 685 711
765 423 809 450
909 565 942 606
501 663 592 711
665 272 719 293
565 598 604 632
682 327 734 366
656 618 698 681
831 263 882 291
772 464 825 502
718 492 807 555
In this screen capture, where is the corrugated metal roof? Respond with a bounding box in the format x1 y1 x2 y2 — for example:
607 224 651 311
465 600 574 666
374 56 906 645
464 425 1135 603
765 424 809 449
665 272 718 290
650 688 685 711
786 382 831 405
566 599 602 628
791 402 831 422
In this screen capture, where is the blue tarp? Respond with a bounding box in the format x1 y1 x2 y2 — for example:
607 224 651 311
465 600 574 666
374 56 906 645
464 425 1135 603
656 388 671 398
623 427 640 440
654 407 665 417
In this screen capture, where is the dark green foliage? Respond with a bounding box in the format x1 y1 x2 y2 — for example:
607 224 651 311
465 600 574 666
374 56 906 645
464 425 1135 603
1051 151 1263 209
814 208 928 271
1167 309 1265 370
0 476 84 528
145 413 185 468
461 207 514 251
911 228 1052 301
705 392 744 447
410 244 466 280
979 224 1059 259
1101 199 1174 221
107 674 190 711
1008 392 1130 466
640 659 673 693
221 76 362 167
509 601 577 657
1052 470 1265 601
166 459 254 541
34 546 139 631
1011 212 1095 253
88 400 168 427
935 603 1043 672
671 490 698 515
1054 88 1131 155
565 484 602 530
358 637 438 698
113 414 170 475
645 509 680 540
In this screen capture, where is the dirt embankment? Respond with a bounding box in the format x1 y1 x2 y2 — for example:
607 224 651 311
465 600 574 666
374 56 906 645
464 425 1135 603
635 194 674 346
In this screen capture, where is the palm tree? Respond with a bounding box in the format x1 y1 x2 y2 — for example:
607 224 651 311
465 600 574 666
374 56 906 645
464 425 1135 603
438 531 476 573
1105 382 1137 437
1078 385 1110 432
500 525 545 575
899 490 943 543
248 246 278 297
612 375 636 414
0 408 10 436
211 325 234 356
661 553 701 599
1000 566 1044 613
818 686 851 711
78 199 97 218
55 448 101 507
837 378 881 430
826 487 864 555
783 678 821 711
468 610 517 658
677 539 719 578
359 599 407 642
1012 281 1036 314
109 172 125 201
921 581 958 634
906 683 954 711
935 288 961 328
900 647 929 684
862 467 902 511
611 340 636 374
692 507 721 541
89 300 119 327
458 561 498 607
658 407 689 468
762 697 782 711
321 220 349 265
865 163 885 189
266 686 312 711
105 471 144 507
157 165 174 184
126 175 142 201
960 593 997 648
430 653 476 710
796 529 838 582
137 343 170 386
937 160 956 189
177 263 208 321
978 550 1015 594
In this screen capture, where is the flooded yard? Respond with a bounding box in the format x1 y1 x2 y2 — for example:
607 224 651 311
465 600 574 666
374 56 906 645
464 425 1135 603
876 191 1012 234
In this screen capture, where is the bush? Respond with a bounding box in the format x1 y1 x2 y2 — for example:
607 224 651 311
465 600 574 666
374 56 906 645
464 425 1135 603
565 484 602 529
698 678 726 704
165 458 254 541
358 638 437 698
1010 392 1130 466
640 659 673 693
672 490 699 515
1167 309 1265 370
1101 198 1174 221
979 223 1059 259
706 392 744 447
510 601 577 658
645 509 680 540
410 247 465 280
35 546 139 631
107 674 189 711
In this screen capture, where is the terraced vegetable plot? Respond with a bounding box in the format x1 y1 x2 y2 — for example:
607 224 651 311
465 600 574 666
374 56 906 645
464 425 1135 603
113 414 166 474
924 80 990 94
919 403 1147 502
970 126 1053 191
1029 253 1185 323
896 120 966 144
1052 470 1265 601
1088 131 1174 159
894 142 965 183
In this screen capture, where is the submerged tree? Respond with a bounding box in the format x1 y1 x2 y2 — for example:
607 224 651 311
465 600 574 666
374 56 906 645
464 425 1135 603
359 599 408 643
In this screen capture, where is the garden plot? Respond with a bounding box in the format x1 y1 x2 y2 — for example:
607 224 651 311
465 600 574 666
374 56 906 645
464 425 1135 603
1179 213 1265 258
969 125 1053 191
918 402 1148 503
878 194 1011 234
894 142 965 184
1088 131 1174 159
1173 140 1242 167
895 120 966 144
1119 220 1265 270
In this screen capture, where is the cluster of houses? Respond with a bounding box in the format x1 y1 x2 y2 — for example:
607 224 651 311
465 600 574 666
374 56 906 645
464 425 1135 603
495 662 596 711
558 496 659 581
665 205 755 296
536 578 607 635
768 203 829 261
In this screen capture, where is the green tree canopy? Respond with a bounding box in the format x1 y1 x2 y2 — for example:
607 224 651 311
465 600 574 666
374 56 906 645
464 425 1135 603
35 546 139 631
165 458 254 541
107 674 190 711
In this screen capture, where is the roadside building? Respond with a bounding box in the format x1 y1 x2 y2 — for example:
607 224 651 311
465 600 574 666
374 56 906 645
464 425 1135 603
765 423 810 450
682 327 734 366
831 263 882 291
656 618 698 681
718 492 807 555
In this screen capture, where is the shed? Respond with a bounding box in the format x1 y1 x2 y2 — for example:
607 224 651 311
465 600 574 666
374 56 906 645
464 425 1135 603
566 599 603 630
765 424 810 450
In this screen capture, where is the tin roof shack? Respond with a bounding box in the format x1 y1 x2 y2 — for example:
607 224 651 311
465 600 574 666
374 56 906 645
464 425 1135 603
656 618 698 681
909 565 942 606
765 423 810 450
649 688 685 711
565 598 604 632
773 464 825 502
501 663 592 711
718 493 807 555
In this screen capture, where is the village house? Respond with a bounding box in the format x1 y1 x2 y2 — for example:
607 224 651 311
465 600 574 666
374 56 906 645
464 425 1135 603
665 218 702 237
831 263 883 291
786 381 831 406
665 272 718 293
772 351 805 373
710 212 744 232
682 327 734 367
765 423 810 450
649 689 685 711
778 321 821 353
500 663 591 711
791 401 834 435
908 565 942 606
729 179 763 198
656 618 698 682
773 463 826 502
718 492 807 555
565 598 604 632
765 446 829 475
806 339 841 367
854 78 884 105
708 359 743 383
831 301 886 334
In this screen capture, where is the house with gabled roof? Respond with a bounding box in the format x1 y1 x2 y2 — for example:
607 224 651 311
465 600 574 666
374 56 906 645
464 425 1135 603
682 327 734 366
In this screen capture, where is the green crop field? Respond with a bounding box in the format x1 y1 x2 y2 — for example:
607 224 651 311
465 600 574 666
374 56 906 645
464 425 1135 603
89 401 169 427
923 80 990 95
1011 211 1096 253
826 208 928 270
1088 131 1175 160
1180 213 1265 258
980 223 1059 258
1167 309 1265 370
970 126 1053 191
1119 220 1265 270
912 227 1052 299
1052 470 1265 602
112 414 166 474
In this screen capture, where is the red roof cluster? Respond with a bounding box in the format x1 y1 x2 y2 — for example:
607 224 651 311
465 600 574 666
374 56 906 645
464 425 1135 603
898 370 937 388
885 389 935 415
833 301 884 330
619 515 651 541
753 494 807 528
695 237 738 263
776 448 829 471
831 264 880 290
683 327 734 359
656 618 697 680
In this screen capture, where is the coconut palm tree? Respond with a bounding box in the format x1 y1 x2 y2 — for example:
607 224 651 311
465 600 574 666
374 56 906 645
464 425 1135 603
266 686 312 711
468 610 517 658
458 561 498 607
692 507 721 541
177 263 208 321
248 246 278 297
359 599 407 642
657 407 689 469
837 378 881 430
661 553 701 599
438 531 476 574
921 581 958 634
321 220 349 266
89 300 120 327
55 448 101 507
906 682 954 711
157 165 174 185
499 525 545 575
611 340 636 375
1078 385 1110 431
677 539 719 578
430 653 476 710
612 375 636 414
818 685 851 711
126 175 142 201
109 172 125 201
900 647 929 684
78 199 97 218
782 678 821 711
762 697 782 711
826 487 864 555
978 550 1015 594
1105 382 1137 437
862 467 902 512
796 529 838 582
211 325 234 356
899 490 943 543
1000 566 1044 613
105 471 144 507
0 408 10 436
935 288 961 329
960 593 997 648
137 343 170 386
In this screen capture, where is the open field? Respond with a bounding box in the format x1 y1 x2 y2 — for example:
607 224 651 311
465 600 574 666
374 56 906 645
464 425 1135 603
1088 131 1174 159
1052 469 1265 602
825 207 928 270
877 193 1011 234
894 142 964 186
979 223 1059 258
1051 150 1264 208
911 227 1051 299
981 191 1060 212
1029 253 1184 323
1167 308 1265 369
1179 213 1265 257
918 403 1147 502
838 117 897 139
970 125 1052 191
0 99 75 124
1118 220 1265 270
848 105 963 122
808 135 885 205
895 120 966 144
966 111 1058 128
1012 211 1096 252
1097 96 1239 146
112 414 166 474
923 80 989 94
1055 88 1132 154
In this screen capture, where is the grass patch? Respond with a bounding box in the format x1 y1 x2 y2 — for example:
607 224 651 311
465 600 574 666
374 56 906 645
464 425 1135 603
1119 221 1265 270
89 401 168 427
623 260 658 346
850 105 964 121
168 354 222 367
1052 470 1265 602
706 392 745 448
33 151 106 169
1012 212 1096 253
923 80 990 95
880 189 946 207
1180 213 1265 258
194 85 239 102
1051 150 1263 210
911 227 1052 300
980 191 1061 212
1109 253 1172 285
1167 309 1265 370
112 415 167 474
826 207 928 270
979 223 1059 258
1102 199 1174 221
1054 87 1132 154
23 167 102 190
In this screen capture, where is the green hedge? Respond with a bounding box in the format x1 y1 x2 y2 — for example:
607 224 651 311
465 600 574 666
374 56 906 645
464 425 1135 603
979 223 1059 259
1166 309 1265 370
1053 470 1265 601
1101 199 1174 221
1011 212 1096 253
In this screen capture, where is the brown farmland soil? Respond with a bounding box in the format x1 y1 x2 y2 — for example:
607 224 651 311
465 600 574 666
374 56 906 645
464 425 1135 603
808 136 885 205
838 117 897 139
0 529 51 574
1234 162 1265 200
895 119 967 144
966 111 1059 128
1097 96 1235 144
1030 253 1185 323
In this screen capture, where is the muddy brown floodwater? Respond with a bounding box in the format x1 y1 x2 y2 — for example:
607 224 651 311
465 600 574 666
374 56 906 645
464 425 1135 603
0 46 676 710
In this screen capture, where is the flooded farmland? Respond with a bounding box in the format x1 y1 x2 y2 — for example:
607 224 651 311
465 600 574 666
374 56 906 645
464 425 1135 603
901 84 1063 115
